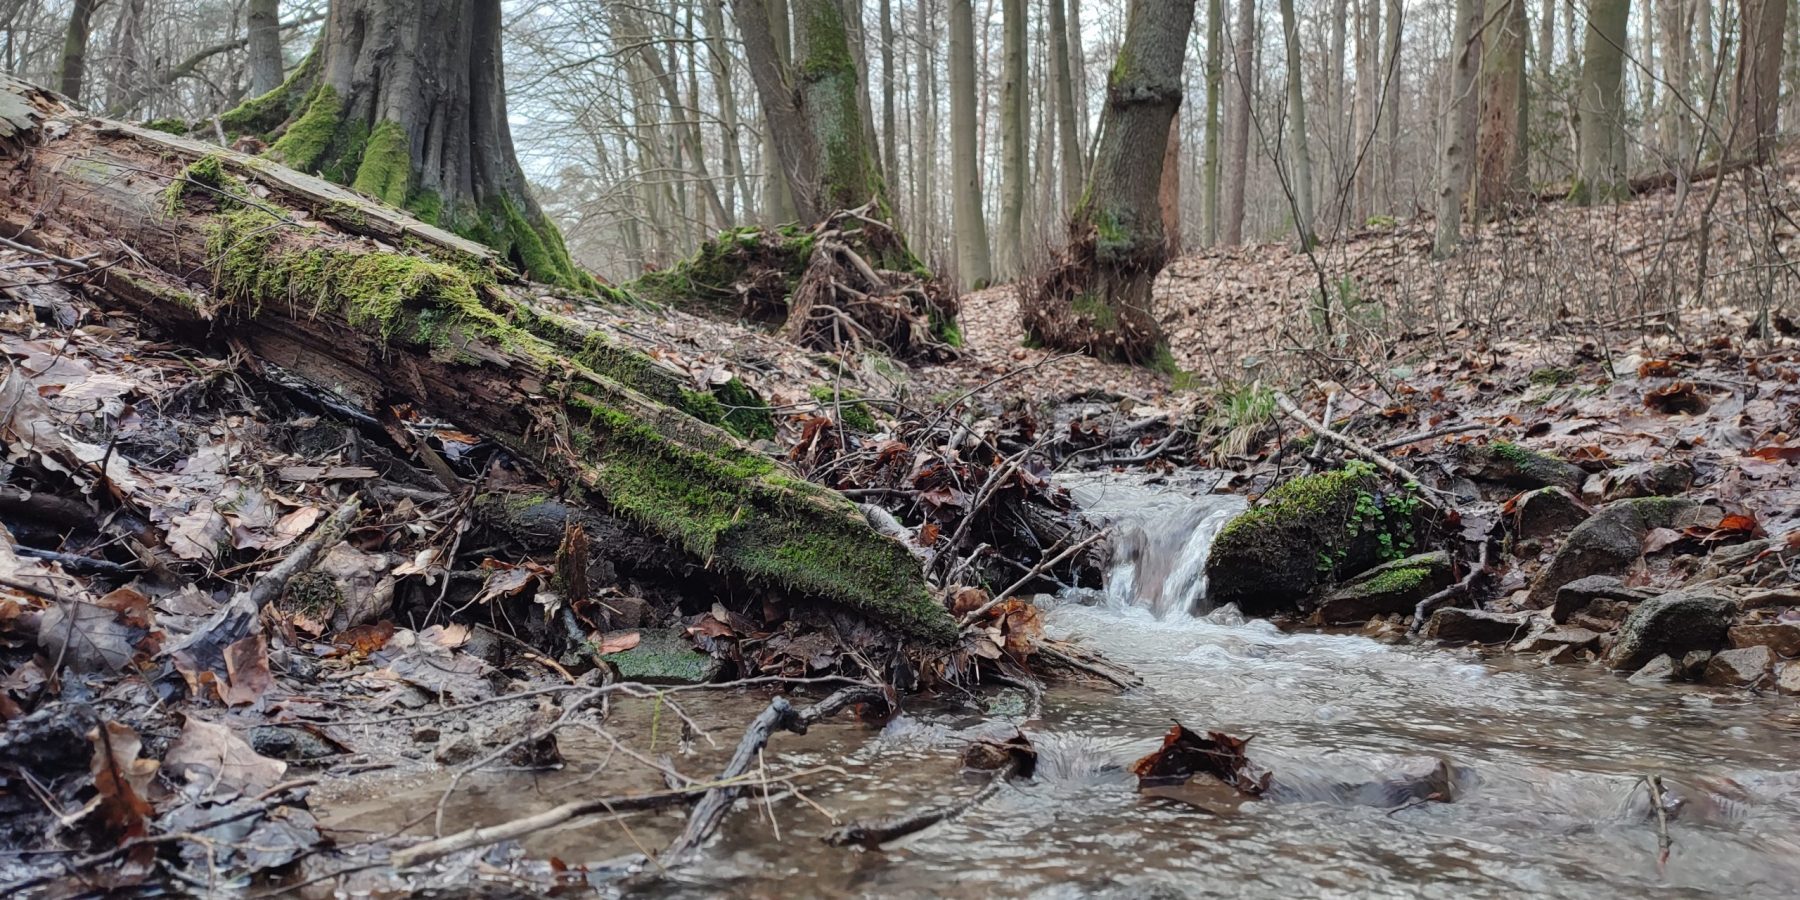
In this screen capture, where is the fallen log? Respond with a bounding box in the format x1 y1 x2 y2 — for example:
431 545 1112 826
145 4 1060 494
0 75 954 642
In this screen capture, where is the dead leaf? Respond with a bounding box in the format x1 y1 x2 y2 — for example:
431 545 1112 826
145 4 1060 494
331 621 396 656
594 630 640 653
1643 382 1710 415
1642 527 1686 554
223 634 274 706
1131 723 1271 797
1749 446 1800 463
70 721 157 844
38 588 157 673
164 716 287 797
167 502 229 560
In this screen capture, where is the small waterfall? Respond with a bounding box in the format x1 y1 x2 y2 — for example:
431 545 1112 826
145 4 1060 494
1062 473 1247 619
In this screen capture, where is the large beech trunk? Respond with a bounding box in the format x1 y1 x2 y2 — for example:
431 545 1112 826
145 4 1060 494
227 0 586 291
0 75 954 643
1020 0 1198 364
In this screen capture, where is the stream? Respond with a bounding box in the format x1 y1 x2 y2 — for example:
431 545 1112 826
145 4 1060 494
316 477 1800 898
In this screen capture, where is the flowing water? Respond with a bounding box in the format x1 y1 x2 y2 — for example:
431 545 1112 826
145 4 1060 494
317 476 1800 898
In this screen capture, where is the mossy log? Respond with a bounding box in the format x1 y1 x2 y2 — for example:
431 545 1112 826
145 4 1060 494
0 76 953 642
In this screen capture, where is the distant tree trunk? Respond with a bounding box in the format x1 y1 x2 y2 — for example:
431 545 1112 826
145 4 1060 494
247 0 285 97
1068 0 1091 150
1328 0 1349 215
1051 0 1084 214
1434 0 1482 256
879 0 897 203
1223 0 1256 245
916 0 936 253
1727 0 1789 161
1202 0 1224 244
107 0 149 114
1276 0 1316 249
229 0 587 289
1539 0 1555 71
761 0 799 224
613 3 731 231
1573 0 1631 203
949 0 993 287
1474 0 1528 215
1382 0 1401 213
1021 0 1199 364
998 0 1028 277
1350 0 1377 222
704 0 750 220
57 0 97 104
1658 0 1693 156
734 0 894 226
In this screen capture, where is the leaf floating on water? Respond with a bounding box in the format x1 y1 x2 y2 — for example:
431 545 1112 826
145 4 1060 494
1131 723 1270 797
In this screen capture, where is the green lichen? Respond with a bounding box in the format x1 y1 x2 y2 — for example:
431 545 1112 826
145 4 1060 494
810 385 878 431
350 121 411 207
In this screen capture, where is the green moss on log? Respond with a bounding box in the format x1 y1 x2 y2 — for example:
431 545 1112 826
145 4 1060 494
163 154 243 216
197 209 948 640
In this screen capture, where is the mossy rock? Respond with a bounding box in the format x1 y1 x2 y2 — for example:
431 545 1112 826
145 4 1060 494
1458 442 1585 493
599 628 722 684
1204 463 1432 617
1315 551 1453 625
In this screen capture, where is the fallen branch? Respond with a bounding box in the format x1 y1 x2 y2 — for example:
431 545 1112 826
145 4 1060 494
825 752 1027 849
1273 391 1450 509
1035 640 1143 690
959 529 1110 627
655 684 889 868
389 787 693 869
1373 422 1487 451
1409 539 1494 634
1644 773 1673 870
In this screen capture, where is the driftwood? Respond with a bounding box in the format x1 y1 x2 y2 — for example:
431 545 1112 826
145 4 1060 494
0 75 953 642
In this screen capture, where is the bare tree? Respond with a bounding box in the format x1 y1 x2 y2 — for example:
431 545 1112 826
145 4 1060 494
1434 0 1481 255
1202 0 1224 243
998 0 1028 276
1276 0 1316 248
948 0 992 286
1573 0 1631 204
1474 0 1528 215
1050 0 1083 213
1727 0 1789 161
1222 0 1256 245
1021 0 1199 363
57 0 98 103
246 0 283 97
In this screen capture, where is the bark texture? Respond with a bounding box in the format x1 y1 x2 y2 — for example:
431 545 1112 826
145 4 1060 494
1222 0 1255 245
1474 0 1528 214
1434 0 1482 256
1051 0 1084 214
1201 0 1223 243
1021 0 1198 364
1728 0 1790 162
734 0 894 227
0 75 954 643
1573 0 1631 204
56 0 97 103
226 0 587 290
948 0 993 287
247 0 284 98
1276 0 1316 248
998 0 1027 276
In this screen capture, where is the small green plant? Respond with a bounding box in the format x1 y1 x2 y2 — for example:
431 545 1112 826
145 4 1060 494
1209 381 1276 458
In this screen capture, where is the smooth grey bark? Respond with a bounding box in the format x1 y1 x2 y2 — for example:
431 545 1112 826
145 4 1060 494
998 0 1027 277
1202 0 1223 243
879 0 897 203
1222 0 1255 244
1276 0 1316 248
915 0 936 254
1729 0 1790 161
57 0 97 103
1382 0 1400 213
948 0 992 287
1574 0 1630 203
759 0 799 223
247 0 284 97
1434 0 1481 255
1051 0 1084 212
704 0 750 220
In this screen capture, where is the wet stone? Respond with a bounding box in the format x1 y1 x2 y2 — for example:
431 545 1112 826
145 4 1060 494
1681 650 1716 678
1512 625 1601 654
1512 486 1591 540
1628 654 1677 684
1601 461 1694 501
1528 498 1714 608
1727 623 1800 658
1317 551 1453 626
600 627 721 684
1552 574 1652 624
1425 607 1531 644
1703 647 1774 688
1775 662 1800 695
1602 589 1735 671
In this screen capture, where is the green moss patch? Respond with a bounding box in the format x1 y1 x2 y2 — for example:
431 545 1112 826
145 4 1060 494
810 385 878 431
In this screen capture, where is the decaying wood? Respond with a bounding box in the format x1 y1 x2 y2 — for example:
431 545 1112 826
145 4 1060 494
0 75 954 642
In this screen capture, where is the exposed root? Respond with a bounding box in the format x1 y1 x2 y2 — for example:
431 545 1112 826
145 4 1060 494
1019 226 1165 365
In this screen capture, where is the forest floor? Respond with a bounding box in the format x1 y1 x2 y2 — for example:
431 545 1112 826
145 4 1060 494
4 157 1800 894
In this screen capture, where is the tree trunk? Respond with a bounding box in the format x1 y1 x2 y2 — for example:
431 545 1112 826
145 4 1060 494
1435 0 1482 256
1051 0 1083 214
1728 0 1789 161
705 0 751 221
998 0 1028 278
948 0 993 287
734 0 894 228
1382 0 1400 214
1350 0 1378 221
0 75 954 643
56 0 97 104
1657 0 1692 156
1574 0 1631 203
1328 0 1349 217
225 0 587 290
247 0 285 98
1021 0 1199 364
879 0 897 209
613 2 732 232
1201 0 1223 244
915 0 936 254
1474 0 1528 214
1223 0 1255 245
1160 115 1183 255
1068 0 1091 151
761 0 800 224
1277 0 1316 249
